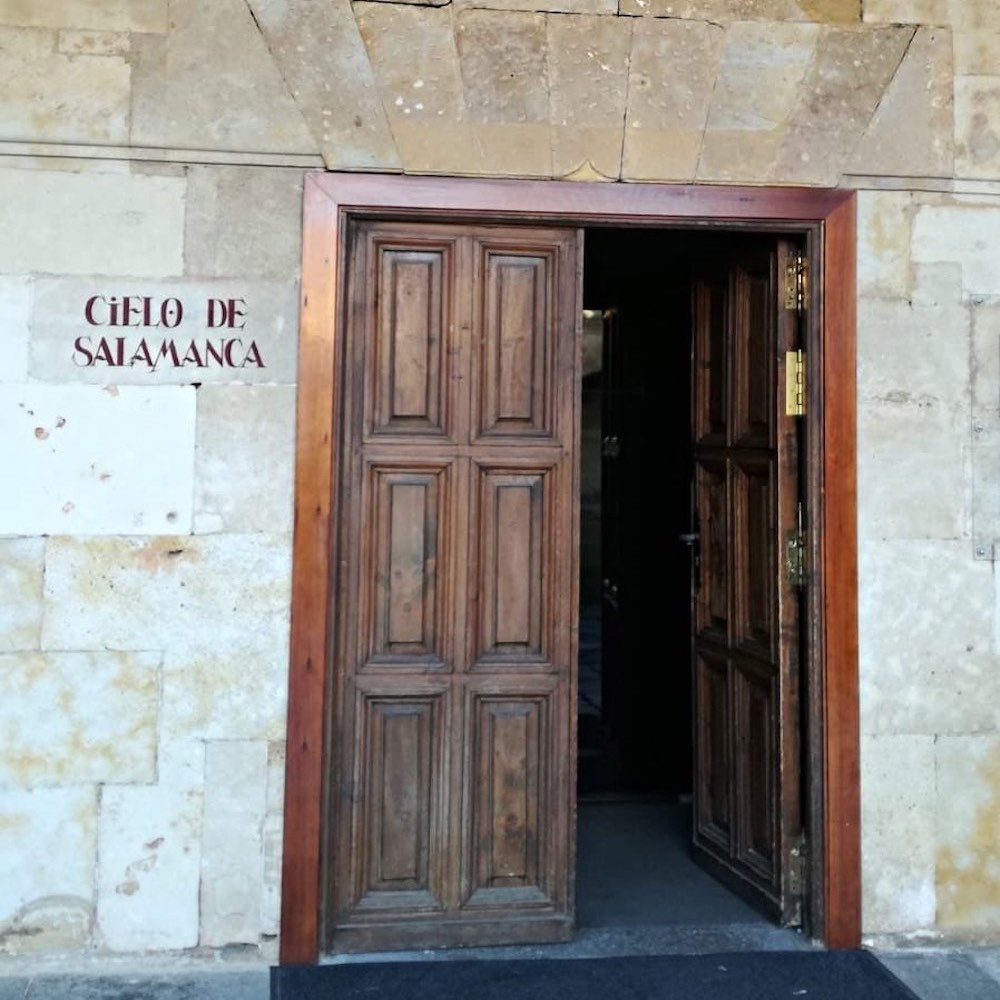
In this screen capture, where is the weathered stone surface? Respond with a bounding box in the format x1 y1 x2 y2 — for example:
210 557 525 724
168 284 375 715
0 275 31 384
0 895 93 955
246 0 399 170
194 386 296 534
861 734 936 932
548 14 631 179
622 18 726 181
57 29 129 55
353 3 473 175
130 0 315 155
0 788 96 936
0 651 158 787
850 27 953 177
953 1 1000 75
936 735 1000 929
0 385 195 535
862 0 948 22
29 278 299 386
912 203 1000 295
0 539 44 652
42 533 292 654
261 741 285 937
620 0 859 20
970 301 1000 552
0 26 130 144
0 0 167 31
857 191 915 299
184 166 304 282
456 10 548 125
0 167 184 277
858 543 995 737
455 0 615 10
200 741 268 947
697 21 818 182
96 741 203 951
956 77 1000 180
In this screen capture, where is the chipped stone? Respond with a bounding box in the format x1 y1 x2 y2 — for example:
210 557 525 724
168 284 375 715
245 0 399 170
96 741 203 951
0 538 44 653
850 27 954 178
194 386 296 534
622 18 726 182
0 652 159 787
129 0 315 155
0 167 184 277
0 27 129 144
183 166 304 282
0 385 195 535
0 788 96 934
200 741 268 946
29 277 299 385
861 734 936 931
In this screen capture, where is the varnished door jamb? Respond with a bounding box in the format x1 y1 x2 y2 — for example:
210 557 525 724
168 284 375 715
281 173 858 962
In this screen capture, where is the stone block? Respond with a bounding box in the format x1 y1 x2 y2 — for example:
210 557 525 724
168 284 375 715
857 191 914 300
0 0 167 31
769 125 861 185
183 166 305 282
455 10 549 126
936 735 1000 930
29 277 299 385
0 651 159 787
956 76 1000 180
42 533 292 656
200 741 268 947
57 30 129 55
849 27 953 178
455 0 615 9
548 14 631 179
0 788 96 933
0 167 184 278
129 0 315 155
860 734 936 933
194 386 296 534
0 27 129 144
0 384 195 535
96 741 203 951
912 203 1000 296
0 275 31 385
245 0 398 170
858 542 995 736
622 19 726 182
620 0 859 20
0 538 44 652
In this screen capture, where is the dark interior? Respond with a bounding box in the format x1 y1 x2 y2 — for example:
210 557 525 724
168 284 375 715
577 228 697 799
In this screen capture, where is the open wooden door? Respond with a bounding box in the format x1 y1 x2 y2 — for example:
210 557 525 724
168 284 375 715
690 238 805 925
325 219 581 952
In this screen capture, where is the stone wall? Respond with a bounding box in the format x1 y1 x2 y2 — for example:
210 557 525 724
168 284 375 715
1 0 1000 958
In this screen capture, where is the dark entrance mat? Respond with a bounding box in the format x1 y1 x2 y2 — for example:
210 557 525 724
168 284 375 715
271 950 920 1000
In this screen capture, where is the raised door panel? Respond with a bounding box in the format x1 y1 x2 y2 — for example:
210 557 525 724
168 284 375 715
732 257 774 448
694 651 731 853
349 688 449 914
695 457 729 645
692 276 728 447
733 457 775 660
463 689 556 909
362 463 452 669
470 465 555 670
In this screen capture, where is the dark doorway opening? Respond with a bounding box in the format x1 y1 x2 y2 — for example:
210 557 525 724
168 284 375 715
574 227 804 935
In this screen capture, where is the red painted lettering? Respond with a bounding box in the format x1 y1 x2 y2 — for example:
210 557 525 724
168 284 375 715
73 336 95 366
84 296 104 326
229 298 246 330
161 298 183 329
129 339 155 368
223 339 241 366
241 340 264 368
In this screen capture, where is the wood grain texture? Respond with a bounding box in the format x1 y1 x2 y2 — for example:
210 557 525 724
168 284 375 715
282 174 858 963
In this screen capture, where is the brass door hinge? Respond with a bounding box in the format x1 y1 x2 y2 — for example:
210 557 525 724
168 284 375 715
785 349 806 417
784 252 808 314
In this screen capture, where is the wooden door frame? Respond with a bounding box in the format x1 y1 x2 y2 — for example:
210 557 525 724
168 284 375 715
280 172 858 964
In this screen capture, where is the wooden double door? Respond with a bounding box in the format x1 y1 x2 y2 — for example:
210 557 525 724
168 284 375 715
324 219 804 951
